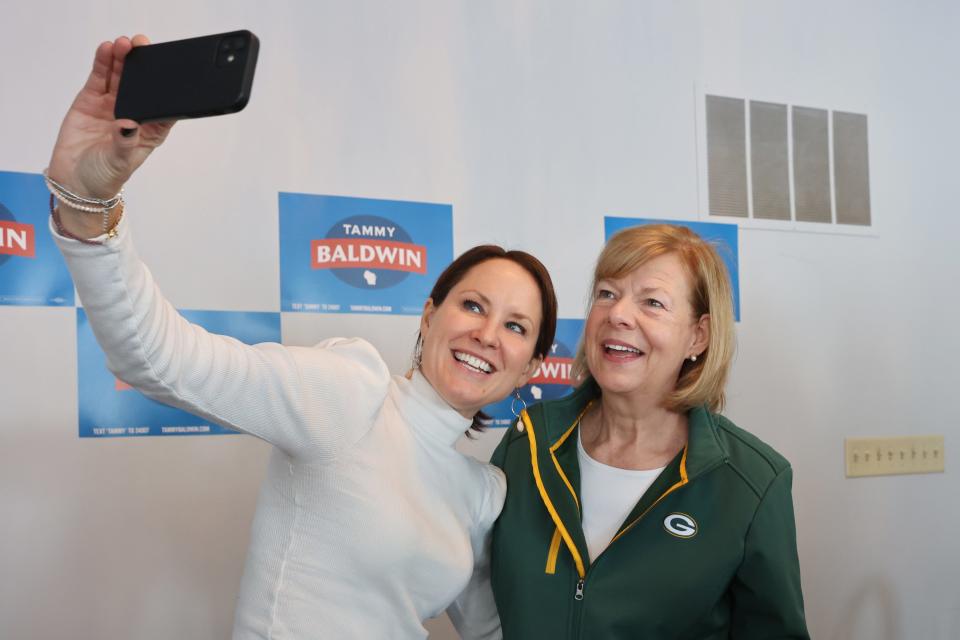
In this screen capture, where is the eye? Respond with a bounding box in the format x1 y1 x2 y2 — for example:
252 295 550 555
462 299 483 314
506 321 527 335
645 298 665 310
596 288 616 300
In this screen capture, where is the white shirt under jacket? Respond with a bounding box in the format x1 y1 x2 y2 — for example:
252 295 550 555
52 217 505 640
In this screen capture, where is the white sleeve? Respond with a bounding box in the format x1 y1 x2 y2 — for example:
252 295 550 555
446 465 506 640
53 217 391 460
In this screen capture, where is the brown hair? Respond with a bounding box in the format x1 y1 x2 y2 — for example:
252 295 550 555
572 224 736 413
418 245 558 430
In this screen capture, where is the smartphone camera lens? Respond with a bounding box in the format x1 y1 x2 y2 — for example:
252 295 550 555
216 35 247 67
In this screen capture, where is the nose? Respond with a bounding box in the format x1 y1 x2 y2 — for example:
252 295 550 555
472 316 500 349
607 297 636 329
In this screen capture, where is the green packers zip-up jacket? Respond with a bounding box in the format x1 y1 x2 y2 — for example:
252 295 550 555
489 379 809 640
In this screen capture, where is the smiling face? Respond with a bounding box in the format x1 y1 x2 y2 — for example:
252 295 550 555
418 258 544 417
584 252 710 407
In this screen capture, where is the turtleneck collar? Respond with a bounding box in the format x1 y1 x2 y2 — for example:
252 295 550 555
394 369 473 447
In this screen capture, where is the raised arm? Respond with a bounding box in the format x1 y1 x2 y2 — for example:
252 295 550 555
49 39 391 458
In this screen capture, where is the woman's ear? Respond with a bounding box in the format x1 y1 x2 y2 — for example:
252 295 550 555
419 298 436 337
690 313 710 358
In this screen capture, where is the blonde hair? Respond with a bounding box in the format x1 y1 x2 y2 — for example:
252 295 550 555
572 224 736 413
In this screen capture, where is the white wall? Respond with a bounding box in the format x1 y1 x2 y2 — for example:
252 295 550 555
1 1 958 638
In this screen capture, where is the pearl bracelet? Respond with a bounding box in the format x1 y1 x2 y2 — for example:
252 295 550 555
49 194 122 242
42 169 124 234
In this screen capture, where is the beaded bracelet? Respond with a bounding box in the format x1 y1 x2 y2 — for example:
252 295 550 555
42 169 124 234
49 194 123 244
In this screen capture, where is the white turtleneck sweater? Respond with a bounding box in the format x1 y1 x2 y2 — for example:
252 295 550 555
53 218 505 639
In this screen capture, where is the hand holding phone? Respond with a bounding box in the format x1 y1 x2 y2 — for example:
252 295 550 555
48 35 174 218
114 30 259 123
47 32 258 239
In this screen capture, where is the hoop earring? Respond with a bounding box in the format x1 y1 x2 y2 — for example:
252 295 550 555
510 388 528 418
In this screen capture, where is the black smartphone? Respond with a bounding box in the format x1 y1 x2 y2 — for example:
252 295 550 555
114 30 259 123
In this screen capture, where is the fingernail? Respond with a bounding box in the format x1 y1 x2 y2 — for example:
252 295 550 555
120 127 137 138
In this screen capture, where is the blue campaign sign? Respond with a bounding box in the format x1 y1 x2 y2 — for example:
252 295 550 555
77 308 281 438
604 217 741 321
279 193 454 315
482 318 584 427
0 170 74 306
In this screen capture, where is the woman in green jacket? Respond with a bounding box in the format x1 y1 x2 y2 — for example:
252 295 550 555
490 224 809 639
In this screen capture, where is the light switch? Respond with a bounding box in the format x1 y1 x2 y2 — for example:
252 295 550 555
844 436 944 478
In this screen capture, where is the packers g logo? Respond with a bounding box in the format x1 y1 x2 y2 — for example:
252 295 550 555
663 513 698 538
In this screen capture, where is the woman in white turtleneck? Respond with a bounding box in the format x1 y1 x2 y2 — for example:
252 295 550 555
47 35 557 639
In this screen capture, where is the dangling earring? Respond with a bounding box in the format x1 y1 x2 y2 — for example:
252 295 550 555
412 336 423 369
510 388 528 419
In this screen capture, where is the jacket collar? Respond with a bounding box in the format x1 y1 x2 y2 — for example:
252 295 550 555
527 377 729 481
520 379 730 576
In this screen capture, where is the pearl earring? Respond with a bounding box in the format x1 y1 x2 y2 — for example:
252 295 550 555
689 354 697 362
